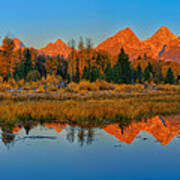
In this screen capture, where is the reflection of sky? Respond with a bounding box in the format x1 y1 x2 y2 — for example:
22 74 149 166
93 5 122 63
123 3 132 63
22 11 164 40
0 126 180 180
0 0 180 49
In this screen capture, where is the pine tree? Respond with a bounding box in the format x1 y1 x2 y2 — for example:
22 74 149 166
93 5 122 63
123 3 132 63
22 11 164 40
14 61 25 80
144 66 151 82
104 63 112 82
136 64 142 83
82 66 90 80
147 62 153 73
112 63 120 83
165 68 175 84
24 49 33 77
57 55 68 80
112 48 132 84
89 66 100 82
74 57 80 83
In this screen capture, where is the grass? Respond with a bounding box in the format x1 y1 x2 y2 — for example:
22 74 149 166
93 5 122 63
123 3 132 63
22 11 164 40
0 91 179 125
0 79 179 125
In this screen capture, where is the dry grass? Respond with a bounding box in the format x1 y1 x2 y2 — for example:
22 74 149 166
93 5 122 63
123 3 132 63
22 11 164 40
0 92 179 125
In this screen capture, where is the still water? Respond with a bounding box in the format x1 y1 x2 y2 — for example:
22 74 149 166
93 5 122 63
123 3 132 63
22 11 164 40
0 115 180 180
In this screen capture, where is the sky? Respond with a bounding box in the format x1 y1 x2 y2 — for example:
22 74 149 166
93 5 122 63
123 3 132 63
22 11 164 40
0 0 179 49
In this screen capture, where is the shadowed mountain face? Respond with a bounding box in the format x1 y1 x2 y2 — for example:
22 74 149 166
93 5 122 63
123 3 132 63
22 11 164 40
143 26 177 58
13 38 25 50
104 115 180 145
159 37 180 63
0 38 25 51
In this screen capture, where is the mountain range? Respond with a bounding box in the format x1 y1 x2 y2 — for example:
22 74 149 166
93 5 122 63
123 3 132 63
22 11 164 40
104 115 180 145
0 26 180 62
97 26 179 62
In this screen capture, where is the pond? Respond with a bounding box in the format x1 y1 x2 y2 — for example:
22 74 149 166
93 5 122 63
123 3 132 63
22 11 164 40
0 115 180 180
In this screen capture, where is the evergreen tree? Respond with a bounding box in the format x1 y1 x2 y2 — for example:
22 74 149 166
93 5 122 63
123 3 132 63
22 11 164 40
112 63 120 83
24 49 33 77
14 61 25 80
104 63 113 82
82 66 89 80
112 48 132 84
132 69 137 84
57 55 68 80
36 55 46 78
74 57 80 83
89 66 100 82
147 62 153 73
164 68 175 84
144 66 151 82
136 64 142 83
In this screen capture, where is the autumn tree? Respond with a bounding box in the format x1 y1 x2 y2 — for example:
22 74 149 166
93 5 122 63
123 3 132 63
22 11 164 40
0 37 15 80
68 39 76 81
78 37 84 79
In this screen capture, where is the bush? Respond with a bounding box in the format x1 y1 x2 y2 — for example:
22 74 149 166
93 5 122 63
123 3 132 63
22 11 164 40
95 80 115 90
47 85 58 92
78 80 98 91
0 76 3 84
46 74 62 85
36 85 45 93
26 70 41 82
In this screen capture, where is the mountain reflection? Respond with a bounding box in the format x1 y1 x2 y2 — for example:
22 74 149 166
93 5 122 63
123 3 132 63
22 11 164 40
104 115 180 145
0 115 180 148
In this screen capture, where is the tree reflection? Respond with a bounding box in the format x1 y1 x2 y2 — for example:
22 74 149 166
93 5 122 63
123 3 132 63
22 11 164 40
87 128 94 145
1 128 16 148
78 129 85 147
66 127 75 143
24 126 31 135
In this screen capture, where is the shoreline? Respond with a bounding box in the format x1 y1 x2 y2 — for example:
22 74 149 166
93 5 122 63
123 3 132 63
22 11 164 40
0 91 179 125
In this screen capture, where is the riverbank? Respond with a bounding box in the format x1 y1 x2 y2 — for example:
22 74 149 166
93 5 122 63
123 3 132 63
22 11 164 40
0 89 180 125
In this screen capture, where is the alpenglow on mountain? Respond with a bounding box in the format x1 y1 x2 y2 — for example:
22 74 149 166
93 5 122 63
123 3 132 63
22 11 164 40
1 26 180 62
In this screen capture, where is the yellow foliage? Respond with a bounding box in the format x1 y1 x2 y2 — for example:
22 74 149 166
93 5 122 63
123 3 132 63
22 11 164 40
78 80 98 91
47 85 58 92
36 86 45 93
17 79 25 88
0 83 12 91
66 82 78 92
0 76 3 84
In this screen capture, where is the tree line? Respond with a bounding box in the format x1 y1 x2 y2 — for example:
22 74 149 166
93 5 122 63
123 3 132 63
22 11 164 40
0 36 179 84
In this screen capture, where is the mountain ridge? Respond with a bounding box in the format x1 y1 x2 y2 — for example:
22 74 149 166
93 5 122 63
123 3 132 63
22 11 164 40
0 27 180 62
97 26 179 60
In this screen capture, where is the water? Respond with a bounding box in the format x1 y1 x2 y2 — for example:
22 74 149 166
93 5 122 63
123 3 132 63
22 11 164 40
0 115 180 180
